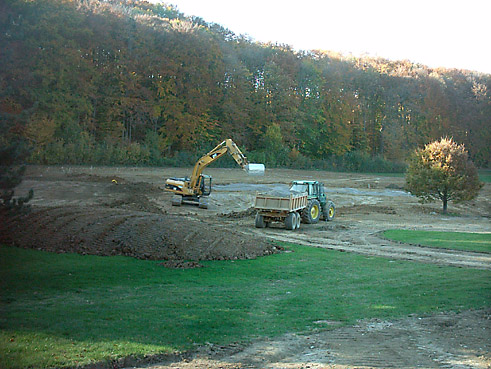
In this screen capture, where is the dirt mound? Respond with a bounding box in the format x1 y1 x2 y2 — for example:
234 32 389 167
0 206 278 261
218 207 256 218
339 204 397 215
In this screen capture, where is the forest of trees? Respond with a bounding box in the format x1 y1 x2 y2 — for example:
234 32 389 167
1 0 490 170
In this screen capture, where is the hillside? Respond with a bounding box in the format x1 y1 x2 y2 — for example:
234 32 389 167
1 0 489 168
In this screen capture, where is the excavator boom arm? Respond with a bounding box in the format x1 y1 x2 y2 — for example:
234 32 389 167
189 139 249 190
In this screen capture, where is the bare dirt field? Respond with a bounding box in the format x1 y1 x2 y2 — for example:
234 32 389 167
2 165 490 368
137 309 490 369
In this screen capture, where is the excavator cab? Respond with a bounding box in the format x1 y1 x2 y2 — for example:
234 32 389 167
198 175 212 196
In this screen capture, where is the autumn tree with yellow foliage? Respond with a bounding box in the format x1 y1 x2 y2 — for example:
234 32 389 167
405 138 483 213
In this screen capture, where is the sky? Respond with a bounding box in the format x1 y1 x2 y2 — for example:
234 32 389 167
164 0 491 74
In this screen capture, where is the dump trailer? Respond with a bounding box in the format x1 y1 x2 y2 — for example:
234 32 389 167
254 192 308 230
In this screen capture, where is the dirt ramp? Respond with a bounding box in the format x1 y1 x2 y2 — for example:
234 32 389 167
0 206 277 261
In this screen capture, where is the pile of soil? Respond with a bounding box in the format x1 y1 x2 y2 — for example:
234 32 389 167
218 207 256 218
0 171 280 261
338 204 397 215
0 206 278 262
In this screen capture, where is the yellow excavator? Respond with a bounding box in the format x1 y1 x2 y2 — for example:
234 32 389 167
164 139 265 208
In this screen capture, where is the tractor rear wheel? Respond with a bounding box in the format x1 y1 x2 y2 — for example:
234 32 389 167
302 199 321 224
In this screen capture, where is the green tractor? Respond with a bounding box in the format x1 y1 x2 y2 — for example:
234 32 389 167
289 180 335 224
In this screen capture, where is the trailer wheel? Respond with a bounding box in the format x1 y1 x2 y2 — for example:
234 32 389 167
171 195 182 206
323 201 335 221
302 199 321 224
285 212 295 230
255 213 266 228
294 212 301 229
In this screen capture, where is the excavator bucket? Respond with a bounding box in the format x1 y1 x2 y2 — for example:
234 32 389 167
245 163 265 175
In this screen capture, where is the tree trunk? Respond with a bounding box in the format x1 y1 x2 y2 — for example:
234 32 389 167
442 192 448 214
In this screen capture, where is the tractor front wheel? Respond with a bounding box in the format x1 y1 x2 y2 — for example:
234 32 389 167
323 201 336 221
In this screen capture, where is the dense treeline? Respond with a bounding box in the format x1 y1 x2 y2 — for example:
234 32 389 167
1 0 490 170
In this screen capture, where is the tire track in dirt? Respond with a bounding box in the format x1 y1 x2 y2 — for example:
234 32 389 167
249 228 491 270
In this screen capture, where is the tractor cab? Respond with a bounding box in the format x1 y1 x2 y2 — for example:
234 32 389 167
290 180 326 202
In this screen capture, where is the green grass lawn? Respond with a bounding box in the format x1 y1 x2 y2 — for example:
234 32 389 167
1 244 490 368
384 230 491 253
480 174 491 183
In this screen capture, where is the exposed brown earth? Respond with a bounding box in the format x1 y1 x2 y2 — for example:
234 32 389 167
138 309 490 369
